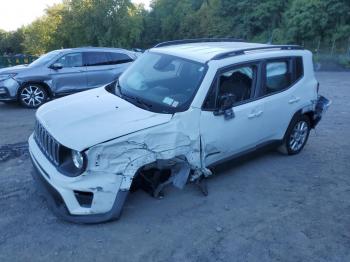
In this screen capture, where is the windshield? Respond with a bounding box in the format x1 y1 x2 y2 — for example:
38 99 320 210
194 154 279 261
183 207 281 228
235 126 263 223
116 52 207 113
29 50 61 67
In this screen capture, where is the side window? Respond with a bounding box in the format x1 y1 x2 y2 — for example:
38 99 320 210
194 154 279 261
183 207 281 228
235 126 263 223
108 52 133 65
84 52 109 66
265 61 291 94
56 53 83 68
203 65 256 110
218 66 255 103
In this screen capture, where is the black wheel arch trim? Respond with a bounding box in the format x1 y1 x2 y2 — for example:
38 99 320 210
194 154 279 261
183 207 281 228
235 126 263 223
18 81 53 98
284 106 317 140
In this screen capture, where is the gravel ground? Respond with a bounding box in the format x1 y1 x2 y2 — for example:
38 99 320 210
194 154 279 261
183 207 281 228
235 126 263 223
0 72 349 262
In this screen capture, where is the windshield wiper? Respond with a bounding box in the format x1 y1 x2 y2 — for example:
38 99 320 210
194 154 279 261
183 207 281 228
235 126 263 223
134 97 153 111
124 94 153 111
116 82 153 111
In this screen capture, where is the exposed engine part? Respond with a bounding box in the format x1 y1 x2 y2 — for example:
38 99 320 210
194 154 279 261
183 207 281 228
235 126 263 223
131 163 210 198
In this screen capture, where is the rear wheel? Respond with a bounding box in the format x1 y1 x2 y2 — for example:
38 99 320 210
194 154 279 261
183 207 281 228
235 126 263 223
279 115 311 155
19 84 48 108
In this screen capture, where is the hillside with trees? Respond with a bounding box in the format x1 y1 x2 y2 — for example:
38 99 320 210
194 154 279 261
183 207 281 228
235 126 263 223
0 0 349 56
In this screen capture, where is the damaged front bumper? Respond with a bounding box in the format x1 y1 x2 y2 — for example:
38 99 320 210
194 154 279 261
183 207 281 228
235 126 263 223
29 135 128 223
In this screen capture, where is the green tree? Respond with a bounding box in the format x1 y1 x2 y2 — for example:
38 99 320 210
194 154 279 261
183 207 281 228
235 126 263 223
2 0 350 55
0 28 25 54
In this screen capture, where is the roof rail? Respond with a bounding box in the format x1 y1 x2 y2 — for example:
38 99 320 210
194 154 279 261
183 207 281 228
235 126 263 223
154 38 244 48
211 45 303 60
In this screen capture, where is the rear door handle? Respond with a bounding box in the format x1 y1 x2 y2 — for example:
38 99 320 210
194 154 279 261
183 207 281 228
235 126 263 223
289 97 300 104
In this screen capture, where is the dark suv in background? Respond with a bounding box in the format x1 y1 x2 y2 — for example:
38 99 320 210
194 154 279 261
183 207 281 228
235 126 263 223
0 47 138 108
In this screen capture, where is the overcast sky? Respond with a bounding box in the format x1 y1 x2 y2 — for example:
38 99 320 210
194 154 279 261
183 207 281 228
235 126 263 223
0 0 151 32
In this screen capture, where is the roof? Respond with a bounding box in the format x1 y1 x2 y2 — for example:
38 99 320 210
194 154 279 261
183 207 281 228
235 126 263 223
55 46 132 53
151 42 281 63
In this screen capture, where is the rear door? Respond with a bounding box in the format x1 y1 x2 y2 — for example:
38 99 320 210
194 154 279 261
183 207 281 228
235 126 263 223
258 57 305 141
84 51 134 89
50 52 87 94
84 52 113 89
107 52 134 79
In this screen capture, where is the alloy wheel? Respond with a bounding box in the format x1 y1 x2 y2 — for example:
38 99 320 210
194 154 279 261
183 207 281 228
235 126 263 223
20 85 45 107
289 120 309 152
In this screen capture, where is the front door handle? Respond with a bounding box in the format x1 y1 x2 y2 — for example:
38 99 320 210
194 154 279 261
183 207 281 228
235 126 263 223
289 96 301 104
255 110 263 117
248 110 263 119
248 112 256 119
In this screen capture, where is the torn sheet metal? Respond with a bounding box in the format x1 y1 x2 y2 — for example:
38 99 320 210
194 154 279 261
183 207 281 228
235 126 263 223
172 162 191 189
86 108 207 191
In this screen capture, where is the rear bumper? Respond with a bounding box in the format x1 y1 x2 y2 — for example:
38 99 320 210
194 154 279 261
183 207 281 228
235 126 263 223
29 135 128 224
313 95 331 127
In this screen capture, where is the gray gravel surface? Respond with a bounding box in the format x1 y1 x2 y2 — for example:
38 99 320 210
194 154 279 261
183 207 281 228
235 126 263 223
0 72 349 262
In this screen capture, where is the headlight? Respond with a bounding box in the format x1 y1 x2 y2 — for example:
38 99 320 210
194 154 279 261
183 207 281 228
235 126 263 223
72 150 84 169
58 147 87 176
0 73 17 81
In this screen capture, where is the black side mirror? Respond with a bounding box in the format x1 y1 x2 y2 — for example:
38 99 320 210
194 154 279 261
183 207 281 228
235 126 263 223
214 93 236 119
50 63 63 70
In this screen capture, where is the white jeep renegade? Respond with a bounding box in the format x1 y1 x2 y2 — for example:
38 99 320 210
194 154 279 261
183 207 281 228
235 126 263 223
29 39 330 223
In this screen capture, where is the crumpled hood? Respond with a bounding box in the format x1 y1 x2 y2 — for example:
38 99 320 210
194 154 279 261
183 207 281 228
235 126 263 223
36 87 173 151
0 64 29 74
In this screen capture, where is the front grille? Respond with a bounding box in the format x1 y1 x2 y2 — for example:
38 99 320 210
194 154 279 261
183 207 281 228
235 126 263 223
34 121 61 166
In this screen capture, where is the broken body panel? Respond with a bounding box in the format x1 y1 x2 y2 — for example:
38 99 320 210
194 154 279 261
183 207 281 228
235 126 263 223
29 42 330 223
30 86 206 221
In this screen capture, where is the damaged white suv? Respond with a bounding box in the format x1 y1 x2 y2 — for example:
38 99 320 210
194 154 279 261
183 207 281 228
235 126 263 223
29 39 330 223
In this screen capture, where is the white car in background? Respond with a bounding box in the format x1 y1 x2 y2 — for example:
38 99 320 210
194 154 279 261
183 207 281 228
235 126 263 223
28 39 330 223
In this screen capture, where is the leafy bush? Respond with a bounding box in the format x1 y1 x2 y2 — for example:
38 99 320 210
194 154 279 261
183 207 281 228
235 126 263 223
339 56 350 69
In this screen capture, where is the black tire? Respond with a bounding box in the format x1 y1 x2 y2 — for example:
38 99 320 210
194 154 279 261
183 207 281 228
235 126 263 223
279 115 311 155
18 84 48 108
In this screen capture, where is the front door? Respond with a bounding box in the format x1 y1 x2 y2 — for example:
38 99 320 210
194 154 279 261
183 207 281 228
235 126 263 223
50 52 87 95
200 63 265 166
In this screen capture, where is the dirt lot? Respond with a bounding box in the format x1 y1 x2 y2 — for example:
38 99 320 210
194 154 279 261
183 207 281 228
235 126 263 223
0 72 349 262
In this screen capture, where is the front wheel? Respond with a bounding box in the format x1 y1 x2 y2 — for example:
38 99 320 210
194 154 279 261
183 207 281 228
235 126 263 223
19 84 48 108
279 115 311 155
